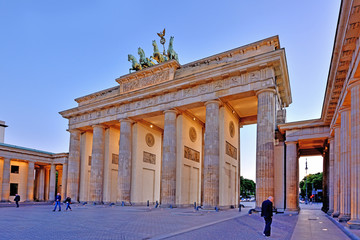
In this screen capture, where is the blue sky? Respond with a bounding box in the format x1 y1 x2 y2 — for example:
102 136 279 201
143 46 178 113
0 1 341 181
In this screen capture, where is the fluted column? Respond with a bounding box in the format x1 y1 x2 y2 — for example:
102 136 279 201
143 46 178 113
339 107 351 222
26 161 35 201
61 163 68 198
161 109 178 207
90 125 106 203
285 141 299 212
203 101 220 208
348 80 360 228
117 119 132 203
67 129 81 201
332 125 341 217
256 89 276 208
49 164 56 201
327 138 334 215
1 158 11 201
38 167 45 201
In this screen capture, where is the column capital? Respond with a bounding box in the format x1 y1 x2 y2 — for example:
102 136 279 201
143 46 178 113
163 109 178 115
92 124 106 129
67 128 82 134
339 106 351 113
348 78 360 89
204 100 221 107
119 118 134 124
256 88 276 96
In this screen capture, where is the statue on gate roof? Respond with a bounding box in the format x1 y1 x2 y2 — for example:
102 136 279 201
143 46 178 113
127 28 179 73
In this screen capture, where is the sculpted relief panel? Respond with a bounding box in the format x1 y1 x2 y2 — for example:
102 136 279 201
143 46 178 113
69 67 275 127
122 70 169 93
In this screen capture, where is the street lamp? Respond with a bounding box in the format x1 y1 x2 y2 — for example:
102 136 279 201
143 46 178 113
305 158 308 204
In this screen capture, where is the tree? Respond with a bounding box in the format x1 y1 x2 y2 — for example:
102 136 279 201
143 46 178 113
299 172 323 201
240 176 256 198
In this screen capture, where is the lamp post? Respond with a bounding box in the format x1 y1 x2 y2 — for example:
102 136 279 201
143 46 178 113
305 158 308 204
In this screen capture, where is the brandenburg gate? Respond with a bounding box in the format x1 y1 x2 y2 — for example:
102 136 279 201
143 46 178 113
60 35 291 209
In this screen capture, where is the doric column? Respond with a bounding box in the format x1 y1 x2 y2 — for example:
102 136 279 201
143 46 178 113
67 129 81 201
61 163 68 198
161 109 178 207
117 119 132 203
203 100 220 208
285 141 299 212
1 158 11 201
255 89 276 208
332 125 341 217
38 167 45 201
339 107 351 222
26 161 35 201
90 124 106 203
48 164 56 201
348 80 360 228
327 138 334 215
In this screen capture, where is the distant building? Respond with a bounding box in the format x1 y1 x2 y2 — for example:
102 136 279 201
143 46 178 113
0 121 68 202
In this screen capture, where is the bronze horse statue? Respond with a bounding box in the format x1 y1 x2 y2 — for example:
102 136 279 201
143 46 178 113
151 40 167 63
138 47 155 68
167 36 179 62
128 54 142 73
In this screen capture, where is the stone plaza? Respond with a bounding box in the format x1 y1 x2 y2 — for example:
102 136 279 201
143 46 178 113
0 203 352 240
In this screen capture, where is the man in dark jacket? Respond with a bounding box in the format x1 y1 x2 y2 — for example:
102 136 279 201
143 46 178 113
14 194 20 208
261 196 274 237
53 193 61 211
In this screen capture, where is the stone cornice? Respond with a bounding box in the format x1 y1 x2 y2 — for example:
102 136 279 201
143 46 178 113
322 0 360 124
278 119 327 134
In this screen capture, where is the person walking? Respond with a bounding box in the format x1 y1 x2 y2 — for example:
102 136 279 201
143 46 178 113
261 196 274 237
53 193 61 212
14 194 20 208
65 196 72 211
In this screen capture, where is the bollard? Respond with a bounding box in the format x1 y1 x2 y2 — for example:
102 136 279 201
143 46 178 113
147 200 149 207
194 202 196 209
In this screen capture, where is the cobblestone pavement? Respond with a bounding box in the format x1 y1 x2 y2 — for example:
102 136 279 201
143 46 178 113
0 203 348 240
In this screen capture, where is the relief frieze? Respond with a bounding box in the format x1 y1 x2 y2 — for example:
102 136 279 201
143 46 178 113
143 151 156 164
225 141 237 160
184 146 200 163
122 70 169 93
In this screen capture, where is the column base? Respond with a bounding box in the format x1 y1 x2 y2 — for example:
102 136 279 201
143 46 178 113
160 203 177 208
347 219 360 229
284 208 300 215
338 214 351 222
327 209 334 216
332 211 340 218
89 201 104 205
116 201 132 206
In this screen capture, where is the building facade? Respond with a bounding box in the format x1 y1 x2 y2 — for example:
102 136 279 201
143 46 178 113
60 36 291 208
278 0 360 229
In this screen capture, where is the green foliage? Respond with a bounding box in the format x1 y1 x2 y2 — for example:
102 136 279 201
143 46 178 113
240 176 256 197
299 172 323 201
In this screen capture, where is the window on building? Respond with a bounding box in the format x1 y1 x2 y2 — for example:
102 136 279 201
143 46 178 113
10 183 18 196
11 165 19 174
